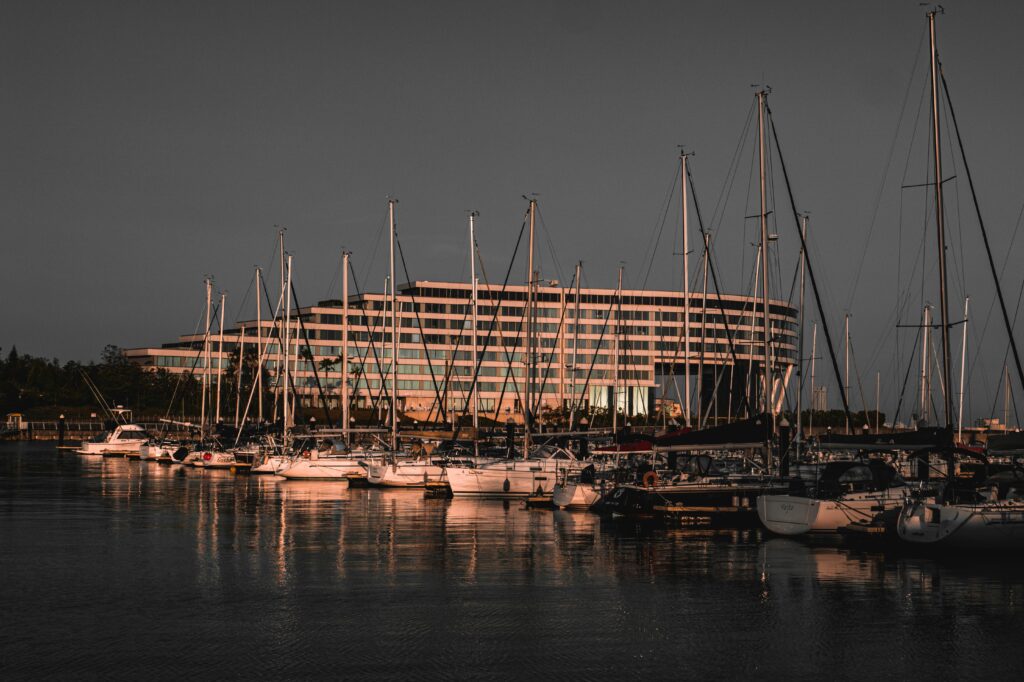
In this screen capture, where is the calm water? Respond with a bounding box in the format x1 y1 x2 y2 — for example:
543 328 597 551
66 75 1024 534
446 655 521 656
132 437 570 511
2 442 1023 680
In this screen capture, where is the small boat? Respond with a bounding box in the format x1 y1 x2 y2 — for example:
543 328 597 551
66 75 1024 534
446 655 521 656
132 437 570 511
75 424 150 456
552 464 612 510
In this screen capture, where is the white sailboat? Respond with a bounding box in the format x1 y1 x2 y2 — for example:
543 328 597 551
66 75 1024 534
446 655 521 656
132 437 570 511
894 10 1024 552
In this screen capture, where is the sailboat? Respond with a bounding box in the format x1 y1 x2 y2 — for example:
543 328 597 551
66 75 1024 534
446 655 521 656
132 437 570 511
895 10 1024 551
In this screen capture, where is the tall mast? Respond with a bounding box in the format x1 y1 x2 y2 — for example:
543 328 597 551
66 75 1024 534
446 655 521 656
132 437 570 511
276 229 285 423
524 198 536 456
809 322 817 437
201 276 212 433
957 297 969 442
928 9 954 429
613 264 623 434
342 250 350 443
469 211 480 434
756 88 773 419
234 324 245 428
681 150 692 427
215 291 226 425
925 305 933 421
388 199 398 451
697 233 709 427
796 215 808 456
255 267 263 423
570 261 581 430
844 313 850 434
283 255 293 434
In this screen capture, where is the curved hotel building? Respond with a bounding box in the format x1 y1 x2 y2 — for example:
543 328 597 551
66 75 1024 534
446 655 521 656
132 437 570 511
125 280 799 424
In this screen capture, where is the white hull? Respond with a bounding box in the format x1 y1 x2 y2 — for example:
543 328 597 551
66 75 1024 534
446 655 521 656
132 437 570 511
897 500 1024 550
278 457 365 480
447 460 579 497
552 481 605 509
758 488 909 535
76 440 146 455
251 455 292 475
366 462 444 487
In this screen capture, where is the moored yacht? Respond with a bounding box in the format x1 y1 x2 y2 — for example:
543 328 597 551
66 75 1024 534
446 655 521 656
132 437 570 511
758 460 910 535
76 424 150 456
446 446 584 497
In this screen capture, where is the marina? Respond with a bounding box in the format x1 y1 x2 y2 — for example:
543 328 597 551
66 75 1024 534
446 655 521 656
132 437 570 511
3 441 1024 679
5 2 1024 678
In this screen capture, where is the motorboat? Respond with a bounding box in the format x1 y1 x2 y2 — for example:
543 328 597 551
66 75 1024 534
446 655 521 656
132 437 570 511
76 424 150 456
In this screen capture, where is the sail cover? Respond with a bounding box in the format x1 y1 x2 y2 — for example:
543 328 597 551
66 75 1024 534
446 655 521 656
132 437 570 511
652 413 771 451
818 426 953 452
986 431 1024 456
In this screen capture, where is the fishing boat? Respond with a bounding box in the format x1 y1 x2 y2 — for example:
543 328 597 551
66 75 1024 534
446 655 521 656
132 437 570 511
76 423 150 456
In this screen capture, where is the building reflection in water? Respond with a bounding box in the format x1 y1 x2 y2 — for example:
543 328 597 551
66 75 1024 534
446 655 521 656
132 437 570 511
76 454 1024 628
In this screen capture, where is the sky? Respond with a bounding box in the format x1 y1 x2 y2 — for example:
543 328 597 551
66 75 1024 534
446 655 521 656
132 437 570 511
2 0 1024 422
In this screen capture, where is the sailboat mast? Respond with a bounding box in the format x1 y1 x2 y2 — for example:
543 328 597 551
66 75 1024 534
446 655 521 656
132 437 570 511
570 261 581 430
201 276 212 433
681 150 692 427
925 305 933 421
756 88 772 418
342 250 350 443
929 9 954 429
844 313 850 434
957 297 969 442
234 324 245 428
255 267 263 423
275 229 285 423
283 255 293 434
809 323 817 437
796 214 808 456
469 212 480 434
524 198 536 456
388 199 398 451
216 291 225 425
613 265 623 434
697 233 709 427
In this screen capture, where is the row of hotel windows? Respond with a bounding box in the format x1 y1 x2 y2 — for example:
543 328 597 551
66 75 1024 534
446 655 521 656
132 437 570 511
314 310 797 329
392 287 797 316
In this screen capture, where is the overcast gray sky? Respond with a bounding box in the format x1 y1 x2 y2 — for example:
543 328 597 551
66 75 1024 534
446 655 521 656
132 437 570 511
2 1 1023 421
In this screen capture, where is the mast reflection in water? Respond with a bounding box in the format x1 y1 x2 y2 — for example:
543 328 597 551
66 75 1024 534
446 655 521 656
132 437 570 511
1 442 1022 679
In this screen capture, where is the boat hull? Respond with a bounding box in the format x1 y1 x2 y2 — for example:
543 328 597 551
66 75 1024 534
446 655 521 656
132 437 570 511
897 500 1024 551
446 461 575 497
366 462 444 487
552 481 605 510
758 488 909 536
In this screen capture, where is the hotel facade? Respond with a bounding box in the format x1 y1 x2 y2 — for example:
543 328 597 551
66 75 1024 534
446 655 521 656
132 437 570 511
125 280 799 424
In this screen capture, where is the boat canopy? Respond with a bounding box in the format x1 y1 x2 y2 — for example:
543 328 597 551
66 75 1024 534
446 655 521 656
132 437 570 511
817 426 953 452
652 413 771 452
986 431 1024 456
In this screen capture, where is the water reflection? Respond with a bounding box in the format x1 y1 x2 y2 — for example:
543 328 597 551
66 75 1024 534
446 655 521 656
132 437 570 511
3 443 1024 679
